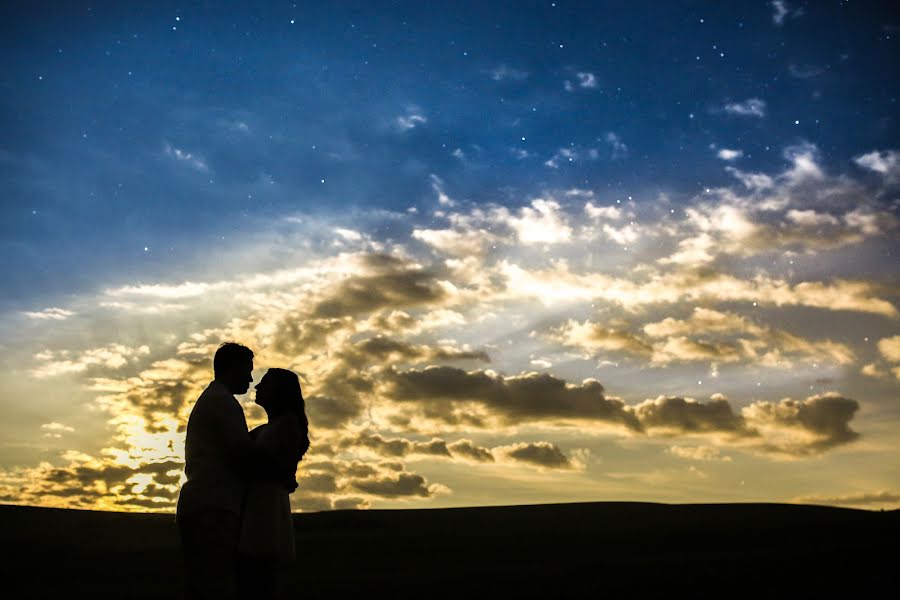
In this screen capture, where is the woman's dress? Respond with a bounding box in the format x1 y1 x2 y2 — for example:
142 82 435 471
239 414 302 559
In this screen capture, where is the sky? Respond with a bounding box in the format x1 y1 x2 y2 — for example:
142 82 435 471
0 0 898 513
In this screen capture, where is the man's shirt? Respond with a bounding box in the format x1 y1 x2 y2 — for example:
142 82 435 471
176 380 250 519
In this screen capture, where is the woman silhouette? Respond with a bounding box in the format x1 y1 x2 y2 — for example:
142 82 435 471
237 367 310 599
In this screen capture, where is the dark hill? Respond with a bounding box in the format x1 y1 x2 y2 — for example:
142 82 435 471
2 502 897 598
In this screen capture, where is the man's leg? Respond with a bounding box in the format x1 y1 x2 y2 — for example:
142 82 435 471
179 510 241 600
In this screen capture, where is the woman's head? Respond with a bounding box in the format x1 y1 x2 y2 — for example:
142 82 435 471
254 368 306 421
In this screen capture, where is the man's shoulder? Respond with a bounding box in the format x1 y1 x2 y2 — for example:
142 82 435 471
199 380 234 401
190 381 239 418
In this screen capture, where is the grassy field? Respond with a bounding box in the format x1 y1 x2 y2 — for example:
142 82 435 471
3 502 897 598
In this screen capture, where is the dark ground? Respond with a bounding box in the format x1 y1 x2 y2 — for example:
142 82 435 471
2 502 898 598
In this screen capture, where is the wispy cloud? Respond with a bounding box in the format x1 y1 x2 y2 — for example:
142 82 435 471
855 150 900 181
396 110 427 131
163 142 208 171
770 1 802 26
716 148 743 161
723 98 766 117
23 307 75 320
605 132 628 159
490 64 528 81
576 72 597 88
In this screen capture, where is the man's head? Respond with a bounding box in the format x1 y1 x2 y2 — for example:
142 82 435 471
213 342 254 395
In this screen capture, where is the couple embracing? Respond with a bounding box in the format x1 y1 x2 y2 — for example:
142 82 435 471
176 342 310 599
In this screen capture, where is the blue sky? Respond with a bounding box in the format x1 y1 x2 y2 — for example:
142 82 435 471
1 1 899 512
3 0 896 306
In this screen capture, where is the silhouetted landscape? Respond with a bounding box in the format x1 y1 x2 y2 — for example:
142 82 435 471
4 501 897 598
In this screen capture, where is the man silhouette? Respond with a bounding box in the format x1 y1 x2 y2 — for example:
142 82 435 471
176 342 295 600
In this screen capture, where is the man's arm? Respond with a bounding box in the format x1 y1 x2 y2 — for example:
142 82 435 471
216 405 298 491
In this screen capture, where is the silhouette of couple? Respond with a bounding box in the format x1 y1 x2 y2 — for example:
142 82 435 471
176 342 310 599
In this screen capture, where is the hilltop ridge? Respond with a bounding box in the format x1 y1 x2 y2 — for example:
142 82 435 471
3 501 897 598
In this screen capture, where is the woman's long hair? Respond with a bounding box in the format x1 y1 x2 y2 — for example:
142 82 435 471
263 368 310 461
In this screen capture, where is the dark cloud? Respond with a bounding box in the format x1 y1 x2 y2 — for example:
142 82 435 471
312 254 448 318
272 317 353 357
743 393 860 453
44 464 134 487
343 432 452 458
33 458 184 509
384 366 641 429
447 439 495 463
305 394 366 429
291 457 447 509
633 395 747 434
292 495 335 512
350 472 440 498
339 432 498 463
503 442 573 469
333 496 370 510
302 335 490 431
298 471 340 494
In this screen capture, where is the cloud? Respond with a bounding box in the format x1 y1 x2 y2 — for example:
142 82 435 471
788 63 825 79
636 307 854 367
855 150 900 180
379 363 862 455
163 142 208 171
343 432 451 458
350 471 446 498
632 392 861 456
4 140 895 512
40 422 75 439
396 111 427 131
584 202 622 220
605 132 628 159
550 320 652 357
667 445 732 462
771 0 789 25
23 307 75 320
877 336 900 362
717 149 743 161
723 98 766 117
383 366 641 429
447 439 495 463
545 147 577 168
430 174 456 207
41 422 75 433
412 227 499 257
500 260 897 317
499 199 573 244
338 430 587 472
289 458 452 509
0 452 185 511
794 490 900 508
658 148 898 266
29 344 151 378
311 255 451 318
498 441 578 469
643 308 761 338
576 72 598 88
341 336 490 368
334 228 363 242
490 64 528 81
340 432 498 464
741 393 860 454
634 395 746 434
770 1 802 26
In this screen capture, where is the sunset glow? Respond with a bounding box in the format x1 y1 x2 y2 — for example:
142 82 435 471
1 1 897 513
